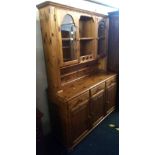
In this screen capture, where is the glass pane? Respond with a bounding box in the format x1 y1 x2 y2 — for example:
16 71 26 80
61 14 77 62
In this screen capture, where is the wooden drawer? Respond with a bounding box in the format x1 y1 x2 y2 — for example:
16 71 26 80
90 82 105 96
106 76 117 88
68 91 89 109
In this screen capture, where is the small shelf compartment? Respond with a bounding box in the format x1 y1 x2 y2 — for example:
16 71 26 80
79 16 95 59
80 39 94 56
79 16 95 38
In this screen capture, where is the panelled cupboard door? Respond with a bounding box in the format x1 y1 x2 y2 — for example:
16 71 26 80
90 90 105 125
55 8 79 67
106 82 117 113
70 100 89 144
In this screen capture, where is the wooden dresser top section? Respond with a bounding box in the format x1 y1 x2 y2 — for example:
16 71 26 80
36 1 106 17
57 72 116 101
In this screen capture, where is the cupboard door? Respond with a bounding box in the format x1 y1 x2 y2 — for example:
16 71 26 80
55 9 78 66
106 82 117 114
70 100 89 144
90 90 105 126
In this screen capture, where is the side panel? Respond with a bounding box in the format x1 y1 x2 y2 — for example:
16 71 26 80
39 6 61 97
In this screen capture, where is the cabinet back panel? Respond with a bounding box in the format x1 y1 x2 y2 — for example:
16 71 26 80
60 61 98 86
80 40 94 56
79 16 95 38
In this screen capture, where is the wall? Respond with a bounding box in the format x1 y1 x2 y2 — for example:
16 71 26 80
36 0 117 136
36 10 51 135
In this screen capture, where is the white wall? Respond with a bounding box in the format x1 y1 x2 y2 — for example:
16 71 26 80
36 10 51 135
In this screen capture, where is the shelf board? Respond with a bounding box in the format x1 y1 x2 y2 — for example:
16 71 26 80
80 37 94 40
62 38 73 41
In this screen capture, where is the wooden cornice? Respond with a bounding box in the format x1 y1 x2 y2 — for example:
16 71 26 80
36 1 107 17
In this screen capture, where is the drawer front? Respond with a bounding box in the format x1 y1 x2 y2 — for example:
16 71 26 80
106 76 117 88
68 91 89 109
90 82 105 96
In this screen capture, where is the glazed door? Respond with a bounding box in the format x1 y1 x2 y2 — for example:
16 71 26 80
55 8 78 67
97 17 109 58
70 100 89 144
98 19 106 57
90 90 105 126
106 82 117 114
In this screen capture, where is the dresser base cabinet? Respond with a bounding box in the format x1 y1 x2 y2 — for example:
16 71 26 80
51 74 117 149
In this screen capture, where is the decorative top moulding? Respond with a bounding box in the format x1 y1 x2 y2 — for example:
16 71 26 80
36 1 108 17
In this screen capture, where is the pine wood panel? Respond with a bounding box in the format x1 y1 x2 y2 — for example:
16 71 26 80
39 6 62 97
70 99 90 144
90 89 106 125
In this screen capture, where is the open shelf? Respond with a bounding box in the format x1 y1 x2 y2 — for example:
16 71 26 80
79 16 95 38
79 16 95 58
80 39 94 56
80 37 94 40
